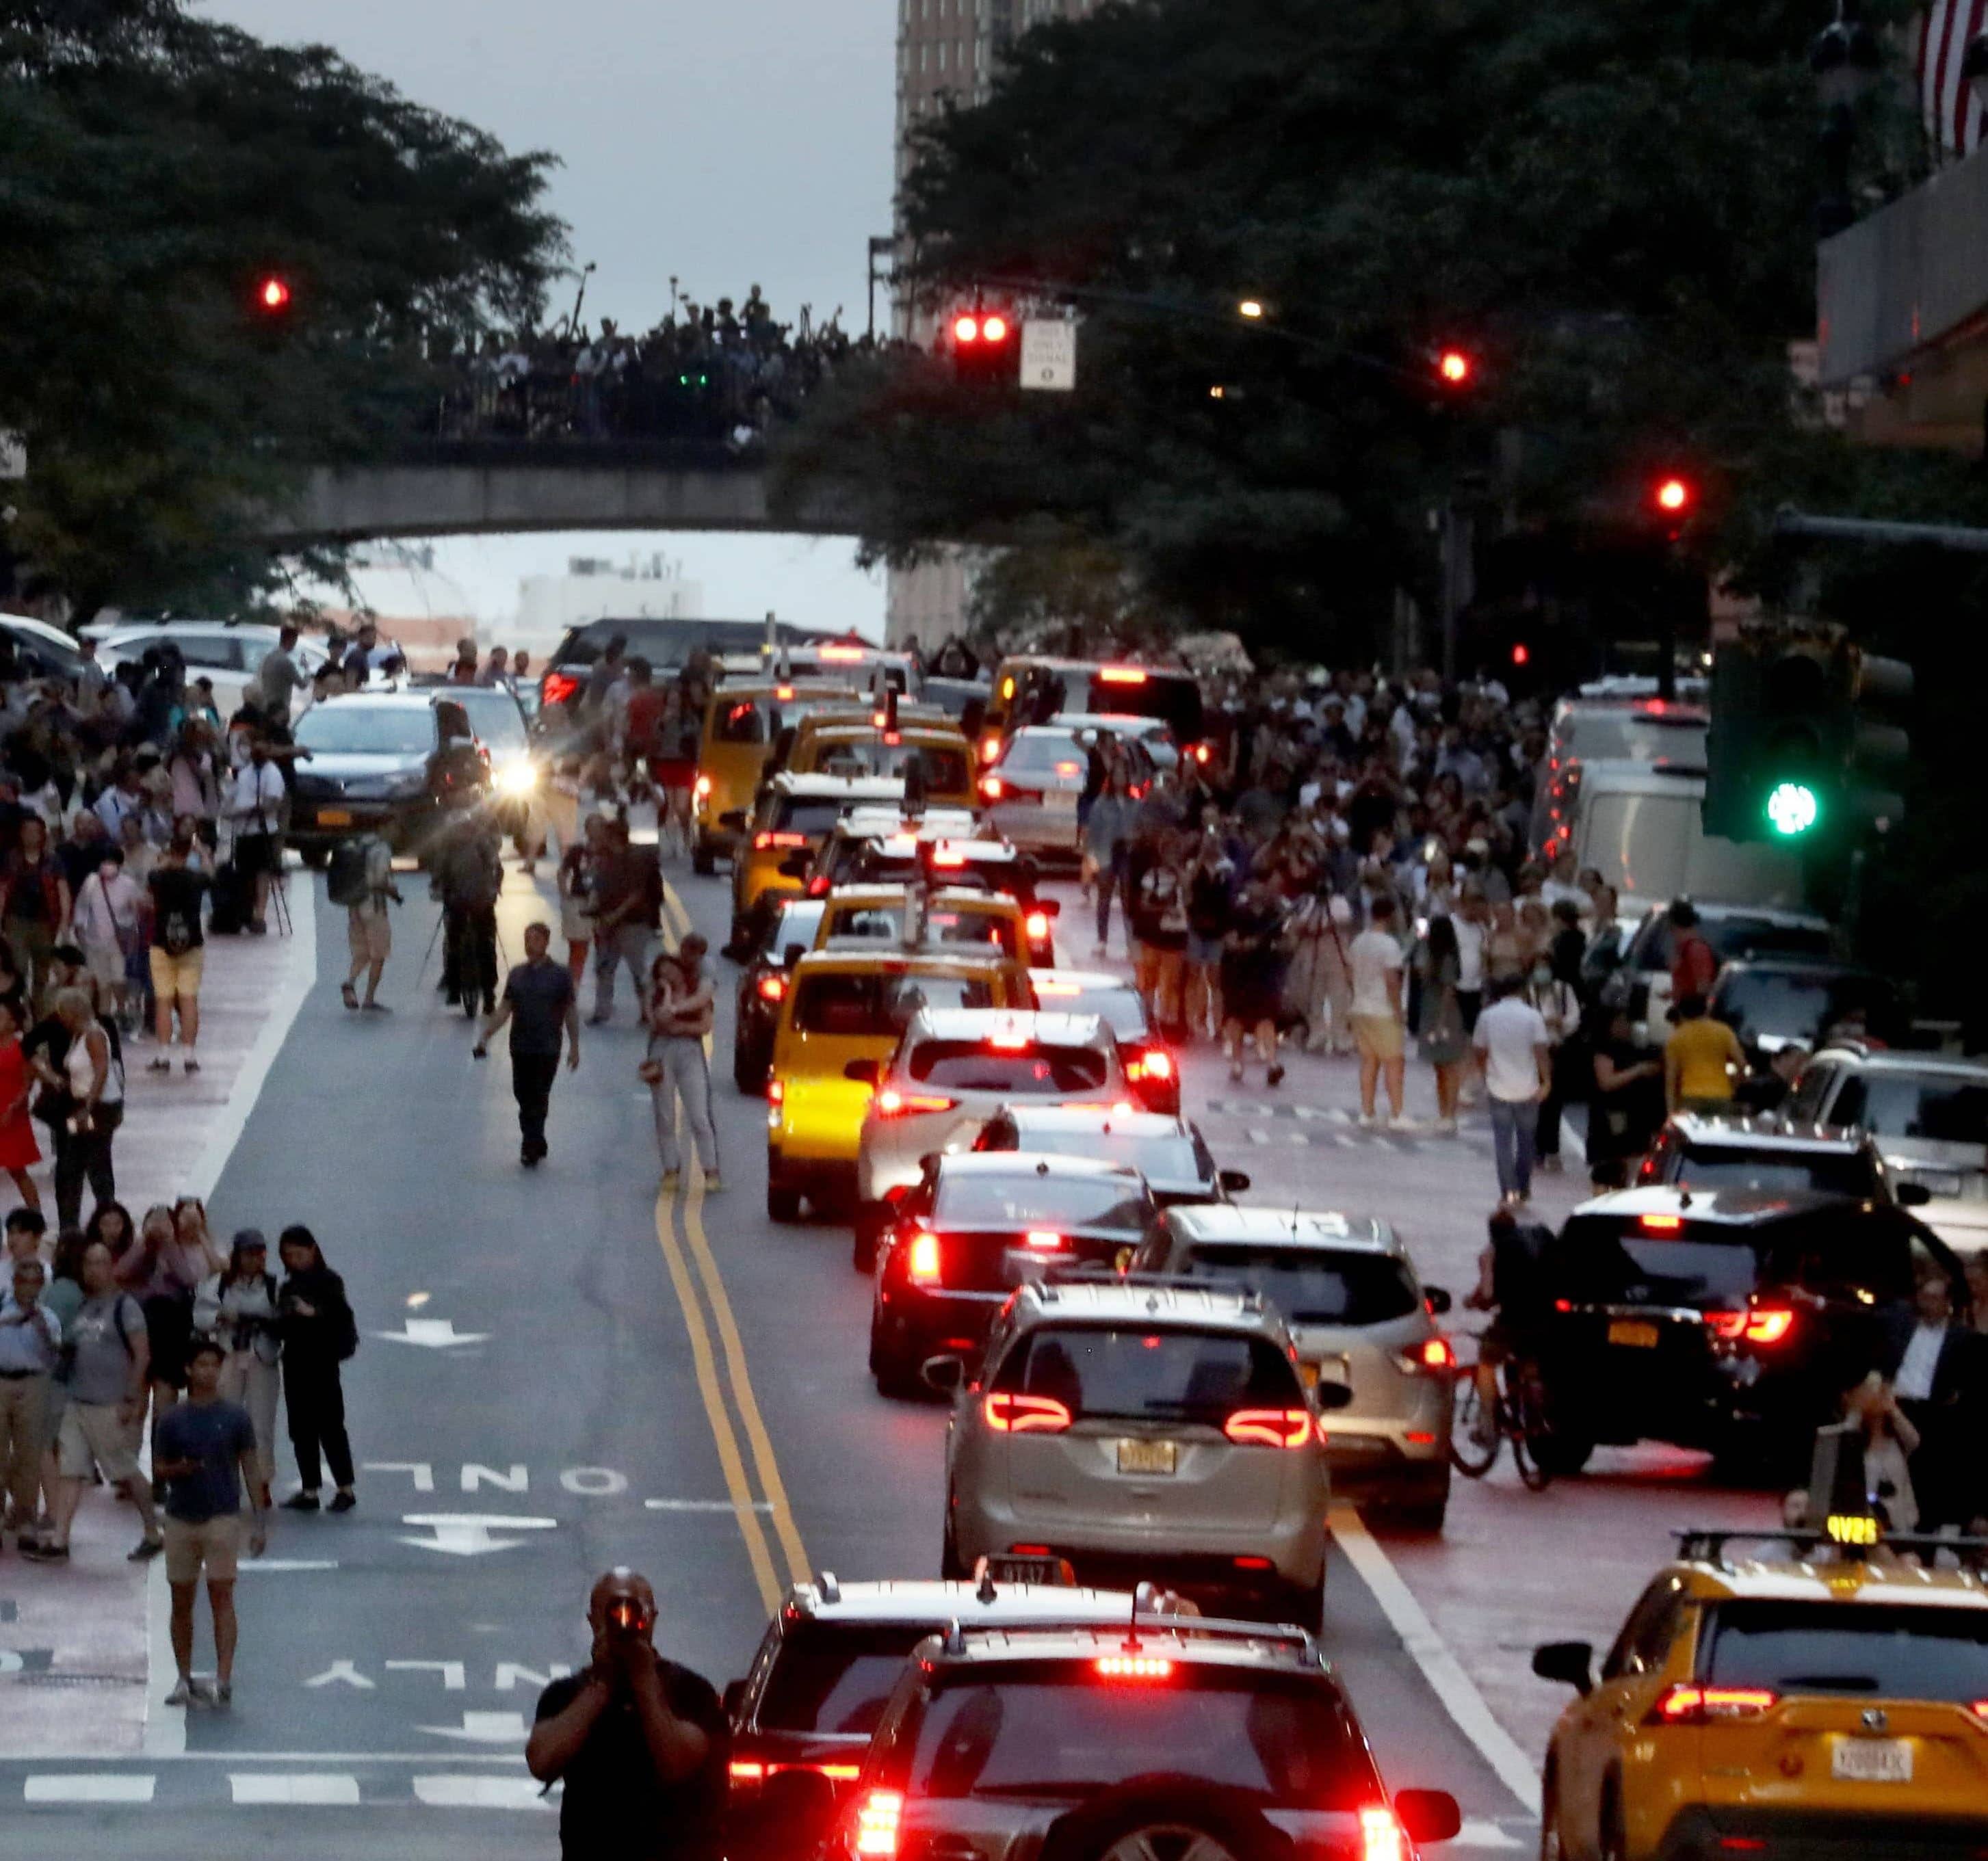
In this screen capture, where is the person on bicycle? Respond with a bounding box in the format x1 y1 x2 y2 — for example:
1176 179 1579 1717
1463 1206 1549 1447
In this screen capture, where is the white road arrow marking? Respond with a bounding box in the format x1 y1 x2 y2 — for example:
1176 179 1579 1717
373 1318 490 1349
417 1710 529 1745
397 1514 557 1557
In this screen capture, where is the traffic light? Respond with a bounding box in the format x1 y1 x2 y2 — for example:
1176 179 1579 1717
1842 647 1913 835
1435 347 1474 388
952 307 1018 384
255 275 293 315
1651 474 1696 540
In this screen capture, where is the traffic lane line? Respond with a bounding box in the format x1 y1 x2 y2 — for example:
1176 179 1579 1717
1329 1505 1540 1816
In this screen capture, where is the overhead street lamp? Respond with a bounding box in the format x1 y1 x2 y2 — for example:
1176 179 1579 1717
1236 299 1265 320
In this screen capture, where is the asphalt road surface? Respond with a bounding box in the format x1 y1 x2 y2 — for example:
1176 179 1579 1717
0 864 1545 1857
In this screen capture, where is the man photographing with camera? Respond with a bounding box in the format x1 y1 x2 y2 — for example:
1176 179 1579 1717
527 1568 729 1860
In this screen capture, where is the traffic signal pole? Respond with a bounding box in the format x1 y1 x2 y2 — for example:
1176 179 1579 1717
1773 507 1988 552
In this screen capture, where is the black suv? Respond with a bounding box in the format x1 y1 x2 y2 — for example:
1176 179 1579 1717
1531 1185 1971 1475
1636 1113 1927 1206
289 691 488 862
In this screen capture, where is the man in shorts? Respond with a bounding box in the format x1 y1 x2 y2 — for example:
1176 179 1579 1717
1346 895 1409 1127
341 832 401 1013
153 1338 264 1707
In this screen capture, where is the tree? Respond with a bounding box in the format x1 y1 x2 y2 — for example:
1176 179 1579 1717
774 0 1915 657
0 0 566 616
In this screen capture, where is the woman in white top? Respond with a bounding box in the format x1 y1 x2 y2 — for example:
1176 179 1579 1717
193 1230 284 1508
36 986 122 1231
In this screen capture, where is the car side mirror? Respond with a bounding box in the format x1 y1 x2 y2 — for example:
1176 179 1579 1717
1395 1790 1462 1847
1532 1640 1594 1695
1896 1182 1932 1207
1218 1169 1251 1194
721 1678 746 1719
1313 1380 1355 1412
843 1058 880 1085
920 1354 965 1397
783 943 806 969
1423 1285 1453 1317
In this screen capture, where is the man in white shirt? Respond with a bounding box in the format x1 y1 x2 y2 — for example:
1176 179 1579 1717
1472 976 1552 1204
1346 895 1410 1129
227 739 286 936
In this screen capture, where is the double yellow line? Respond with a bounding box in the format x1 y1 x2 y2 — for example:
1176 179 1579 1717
652 880 812 1612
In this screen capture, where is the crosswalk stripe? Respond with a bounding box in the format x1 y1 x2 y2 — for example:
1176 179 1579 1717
412 1775 555 1810
229 1773 361 1806
25 1775 155 1803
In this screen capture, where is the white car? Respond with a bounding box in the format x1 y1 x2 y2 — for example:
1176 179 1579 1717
88 620 330 720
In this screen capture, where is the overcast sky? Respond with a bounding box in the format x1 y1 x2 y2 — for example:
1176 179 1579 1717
204 0 896 635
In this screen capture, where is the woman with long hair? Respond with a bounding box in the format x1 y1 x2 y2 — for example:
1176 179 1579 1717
39 987 121 1228
193 1230 283 1511
1415 913 1469 1131
0 817 71 1007
276 1226 356 1514
0 997 40 1211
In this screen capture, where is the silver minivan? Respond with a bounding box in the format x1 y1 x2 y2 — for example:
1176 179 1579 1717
1132 1207 1456 1529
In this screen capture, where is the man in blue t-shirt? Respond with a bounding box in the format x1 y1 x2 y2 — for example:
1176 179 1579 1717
154 1338 265 1708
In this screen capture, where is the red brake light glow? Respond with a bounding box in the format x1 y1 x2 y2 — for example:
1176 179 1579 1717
1023 1231 1064 1252
930 847 967 868
1054 761 1082 778
820 643 865 662
1140 1049 1173 1080
980 734 1003 763
1640 1213 1684 1233
694 773 713 798
756 975 787 1003
1223 1408 1313 1448
1406 1337 1456 1373
907 1231 941 1282
766 1080 785 1105
876 1091 958 1118
954 315 980 345
980 774 1004 801
1743 1307 1795 1345
1970 1699 1988 1724
1193 743 1211 764
1099 666 1148 685
753 831 809 850
1025 911 1050 940
1652 1685 1778 1725
1095 1655 1173 1680
854 1788 903 1858
984 1392 1072 1433
1360 1807 1407 1861
981 315 1008 343
541 670 581 709
729 1760 766 1781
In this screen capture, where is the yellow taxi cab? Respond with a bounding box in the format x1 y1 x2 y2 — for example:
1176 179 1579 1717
784 720 976 812
716 639 921 696
1534 1518 1988 1860
690 678 862 873
729 774 908 952
763 947 1034 1222
811 884 1030 965
978 655 1205 769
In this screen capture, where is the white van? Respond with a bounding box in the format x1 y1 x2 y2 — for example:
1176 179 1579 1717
1569 763 1807 919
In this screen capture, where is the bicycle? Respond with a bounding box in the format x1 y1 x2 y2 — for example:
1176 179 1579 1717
1449 1349 1556 1492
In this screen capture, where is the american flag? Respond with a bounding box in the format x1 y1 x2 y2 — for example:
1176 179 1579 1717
1921 1 1988 157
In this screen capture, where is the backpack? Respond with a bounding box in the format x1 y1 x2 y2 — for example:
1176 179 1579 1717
326 838 372 908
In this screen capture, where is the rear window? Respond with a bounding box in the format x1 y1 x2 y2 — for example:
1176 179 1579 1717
990 1325 1305 1423
1180 1245 1420 1326
1550 1217 1762 1303
1583 793 1805 910
911 1665 1368 1806
1036 986 1148 1040
1833 1074 1988 1146
1002 733 1086 778
1703 1601 1988 1703
827 905 1019 960
809 739 969 792
295 706 436 756
772 797 857 836
452 689 528 752
908 1042 1109 1094
934 1172 1150 1232
1562 710 1707 763
1673 1145 1880 1200
794 973 1002 1037
999 1128 1205 1187
1080 672 1203 742
757 1621 927 1735
1634 916 1834 973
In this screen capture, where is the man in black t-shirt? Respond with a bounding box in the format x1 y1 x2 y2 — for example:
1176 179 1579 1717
473 921 579 1166
527 1568 729 1861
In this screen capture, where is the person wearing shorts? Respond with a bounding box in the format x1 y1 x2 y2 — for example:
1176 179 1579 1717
1346 895 1409 1126
147 823 211 1075
153 1338 263 1708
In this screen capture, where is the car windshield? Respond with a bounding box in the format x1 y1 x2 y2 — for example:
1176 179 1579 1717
1833 1074 1988 1147
1549 1217 1763 1303
756 1621 929 1735
1635 916 1834 972
1004 1127 1204 1185
908 1042 1109 1094
1179 1245 1420 1325
990 1325 1305 1424
1703 1601 1988 1703
1584 793 1805 908
1716 971 1894 1048
910 1667 1368 1807
1562 710 1706 763
809 740 969 792
449 689 528 752
934 1172 1149 1232
294 706 435 756
794 973 1003 1037
1673 1146 1879 1198
1036 986 1147 1039
828 905 1019 960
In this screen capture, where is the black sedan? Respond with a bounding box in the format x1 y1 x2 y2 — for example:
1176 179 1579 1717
732 895 828 1092
869 1152 1155 1397
289 691 488 862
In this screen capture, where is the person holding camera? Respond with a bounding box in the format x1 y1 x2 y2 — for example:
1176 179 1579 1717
527 1568 729 1861
192 1230 283 1512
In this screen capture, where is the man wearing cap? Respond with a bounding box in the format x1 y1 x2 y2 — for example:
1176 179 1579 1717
528 1568 729 1861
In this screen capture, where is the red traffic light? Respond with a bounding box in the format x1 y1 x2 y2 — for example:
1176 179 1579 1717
981 314 1008 343
954 314 980 345
1653 475 1692 515
1510 642 1530 668
257 276 292 313
1436 348 1473 386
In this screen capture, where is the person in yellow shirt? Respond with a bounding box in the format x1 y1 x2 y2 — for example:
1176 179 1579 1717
1663 994 1746 1114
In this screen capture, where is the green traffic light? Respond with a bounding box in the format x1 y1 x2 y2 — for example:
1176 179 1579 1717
1765 780 1820 836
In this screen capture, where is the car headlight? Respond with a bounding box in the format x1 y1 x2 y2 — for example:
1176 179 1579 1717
495 757 538 797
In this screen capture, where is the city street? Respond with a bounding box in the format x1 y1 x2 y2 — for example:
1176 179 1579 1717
0 857 1774 1856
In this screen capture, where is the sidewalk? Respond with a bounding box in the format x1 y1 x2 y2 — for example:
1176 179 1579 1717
0 892 317 1758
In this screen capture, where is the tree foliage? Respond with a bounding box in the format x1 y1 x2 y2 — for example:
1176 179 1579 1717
0 0 567 616
774 0 1920 654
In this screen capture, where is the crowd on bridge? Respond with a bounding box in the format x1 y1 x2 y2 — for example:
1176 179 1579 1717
426 286 911 449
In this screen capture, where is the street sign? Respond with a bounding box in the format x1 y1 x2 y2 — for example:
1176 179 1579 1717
0 433 25 481
1021 319 1076 392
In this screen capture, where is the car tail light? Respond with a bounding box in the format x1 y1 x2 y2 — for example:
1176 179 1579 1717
1224 1408 1313 1447
875 1090 958 1118
756 975 787 1003
817 1764 863 1781
820 643 865 662
987 1028 1029 1051
1640 1213 1683 1232
907 1232 941 1282
694 773 713 798
807 875 831 896
766 1080 785 1106
931 847 967 868
984 1392 1072 1433
1023 1231 1064 1252
1359 1806 1406 1861
882 730 902 747
541 670 581 708
1969 1699 1988 1726
1054 761 1082 778
852 1788 903 1858
1705 1307 1796 1345
1025 911 1050 942
1650 1685 1778 1725
730 1759 767 1782
775 684 796 700
1099 666 1147 685
1095 1655 1173 1679
1402 1337 1456 1374
1137 1048 1173 1081
1192 743 1212 765
980 774 1005 801
753 831 809 850
980 735 1003 765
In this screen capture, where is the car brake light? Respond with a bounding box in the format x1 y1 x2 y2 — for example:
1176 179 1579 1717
882 730 901 746
853 1788 903 1858
766 1080 785 1105
1640 1213 1683 1232
983 1392 1071 1433
907 1232 941 1282
775 684 795 700
730 1759 767 1781
807 875 831 896
1969 1699 1988 1725
1192 743 1211 765
1743 1307 1795 1345
1054 761 1082 778
1403 1337 1456 1373
980 775 1004 801
540 670 581 708
988 1028 1029 1051
1099 666 1147 685
1139 1049 1173 1080
820 643 865 662
1651 1685 1778 1725
1023 1231 1064 1252
1223 1408 1313 1448
1360 1806 1407 1861
756 974 787 1003
1095 1655 1173 1679
1025 911 1050 941
1706 1310 1747 1341
753 831 809 850
818 1764 863 1781
930 847 967 868
980 735 1003 764
875 1090 958 1118
694 773 713 798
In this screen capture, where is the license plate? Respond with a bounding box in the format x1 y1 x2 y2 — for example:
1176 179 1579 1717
1116 1438 1177 1476
978 1553 1075 1587
1608 1320 1660 1348
1832 1737 1911 1783
317 808 353 827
